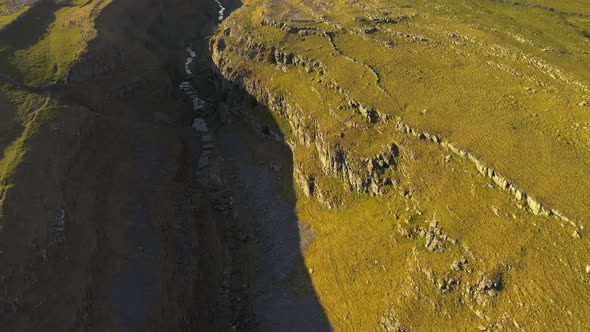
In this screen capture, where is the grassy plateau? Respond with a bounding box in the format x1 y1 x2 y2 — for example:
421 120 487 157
213 0 590 329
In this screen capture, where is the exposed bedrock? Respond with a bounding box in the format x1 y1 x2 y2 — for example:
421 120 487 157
211 26 577 227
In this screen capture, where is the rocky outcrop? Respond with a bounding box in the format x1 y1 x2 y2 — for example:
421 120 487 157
467 270 505 307
392 115 578 227
294 164 315 197
490 0 590 18
398 217 457 253
261 17 322 36
381 312 407 332
218 26 327 75
211 8 579 229
213 27 407 197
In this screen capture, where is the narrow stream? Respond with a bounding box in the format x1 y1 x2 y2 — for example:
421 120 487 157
179 0 226 132
214 0 226 23
179 47 208 133
106 1 230 330
178 0 227 180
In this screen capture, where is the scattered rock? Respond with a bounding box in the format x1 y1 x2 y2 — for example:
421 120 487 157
381 312 407 332
192 118 208 132
197 156 209 170
492 174 511 190
425 234 445 252
193 97 206 110
451 257 468 271
398 225 414 239
202 143 215 150
270 161 282 172
470 271 504 306
201 133 214 142
526 196 542 215
425 226 446 252
438 274 460 293
429 219 438 228
515 189 526 201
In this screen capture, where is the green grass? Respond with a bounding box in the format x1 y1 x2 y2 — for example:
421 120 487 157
217 0 590 329
225 0 590 220
0 88 47 220
0 0 109 222
13 5 85 85
0 87 45 175
0 0 109 86
0 6 29 30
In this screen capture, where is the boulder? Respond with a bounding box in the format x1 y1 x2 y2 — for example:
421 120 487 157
192 118 208 132
270 161 282 172
492 174 510 190
474 160 488 177
527 196 542 215
514 189 527 201
451 257 467 271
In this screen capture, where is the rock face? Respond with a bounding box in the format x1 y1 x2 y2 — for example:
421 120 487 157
470 271 505 307
294 164 315 197
211 23 576 227
527 196 543 215
213 35 574 226
220 50 382 192
399 218 455 253
213 41 402 199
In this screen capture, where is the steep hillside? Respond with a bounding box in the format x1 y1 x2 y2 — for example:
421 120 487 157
0 4 106 327
211 0 590 330
0 0 244 330
2 0 589 330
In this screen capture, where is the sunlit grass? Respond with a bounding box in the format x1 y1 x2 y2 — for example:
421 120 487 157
0 6 29 30
218 0 590 329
